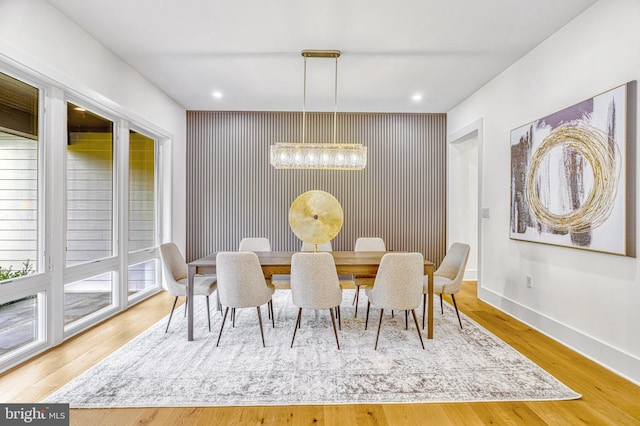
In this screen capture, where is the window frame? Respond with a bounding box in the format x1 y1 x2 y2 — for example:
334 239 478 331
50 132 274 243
126 126 162 303
0 60 168 373
0 67 49 367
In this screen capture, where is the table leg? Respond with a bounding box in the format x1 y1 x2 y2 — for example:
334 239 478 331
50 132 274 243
427 266 434 339
188 264 195 341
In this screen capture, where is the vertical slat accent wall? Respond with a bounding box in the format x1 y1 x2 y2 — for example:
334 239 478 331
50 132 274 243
186 111 447 265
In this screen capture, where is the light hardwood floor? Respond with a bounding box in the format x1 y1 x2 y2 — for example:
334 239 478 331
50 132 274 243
1 282 639 425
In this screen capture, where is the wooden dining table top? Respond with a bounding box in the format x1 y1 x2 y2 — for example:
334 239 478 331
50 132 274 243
190 250 434 276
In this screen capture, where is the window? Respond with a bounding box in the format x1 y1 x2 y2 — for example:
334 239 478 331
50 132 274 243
66 103 114 266
128 259 157 294
64 272 113 325
0 66 164 373
64 103 115 326
0 294 42 356
0 72 39 278
128 130 158 294
0 70 45 364
129 130 156 251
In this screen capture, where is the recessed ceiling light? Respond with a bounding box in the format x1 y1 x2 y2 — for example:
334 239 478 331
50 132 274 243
412 94 423 102
212 91 223 99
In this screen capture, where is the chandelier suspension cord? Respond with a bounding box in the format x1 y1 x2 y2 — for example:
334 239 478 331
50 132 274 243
333 56 338 144
303 56 307 144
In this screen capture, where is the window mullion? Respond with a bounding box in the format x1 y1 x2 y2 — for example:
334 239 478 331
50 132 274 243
45 86 66 346
117 120 130 309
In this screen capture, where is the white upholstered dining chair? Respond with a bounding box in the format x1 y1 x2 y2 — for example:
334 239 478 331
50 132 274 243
352 237 386 317
354 237 386 252
239 237 288 293
422 242 470 329
159 242 217 333
238 237 272 252
300 240 355 291
290 252 343 349
365 252 425 350
215 251 275 347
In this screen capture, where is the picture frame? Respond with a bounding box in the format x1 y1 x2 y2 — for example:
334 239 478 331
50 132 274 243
510 81 636 256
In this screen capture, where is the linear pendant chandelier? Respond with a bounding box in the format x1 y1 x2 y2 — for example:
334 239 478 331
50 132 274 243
270 50 367 170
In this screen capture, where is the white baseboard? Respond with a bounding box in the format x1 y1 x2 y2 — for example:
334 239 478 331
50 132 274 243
477 285 640 386
464 269 477 281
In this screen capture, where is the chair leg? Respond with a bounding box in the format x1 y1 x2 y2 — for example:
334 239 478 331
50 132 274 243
452 294 463 329
165 296 179 333
405 310 408 330
374 308 384 350
354 285 360 317
337 306 341 330
291 308 302 348
330 308 340 350
184 297 188 317
411 309 425 349
257 306 265 347
232 307 236 327
206 296 211 332
391 310 394 318
269 300 275 328
440 294 444 314
217 291 222 316
352 285 359 304
422 293 426 330
216 307 230 347
365 301 371 330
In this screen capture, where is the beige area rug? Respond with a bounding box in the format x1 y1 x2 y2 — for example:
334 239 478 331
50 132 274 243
44 289 580 407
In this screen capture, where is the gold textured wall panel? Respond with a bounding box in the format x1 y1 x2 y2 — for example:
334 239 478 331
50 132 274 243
186 111 446 264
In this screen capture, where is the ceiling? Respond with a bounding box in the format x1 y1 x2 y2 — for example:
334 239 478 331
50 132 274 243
46 0 598 113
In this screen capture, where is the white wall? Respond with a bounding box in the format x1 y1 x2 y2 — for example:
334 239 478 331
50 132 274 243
448 0 640 384
0 0 187 250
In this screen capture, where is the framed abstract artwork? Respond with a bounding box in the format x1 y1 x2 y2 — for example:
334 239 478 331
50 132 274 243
510 81 636 256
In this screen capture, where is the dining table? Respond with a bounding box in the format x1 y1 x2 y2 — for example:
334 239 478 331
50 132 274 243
187 251 435 341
